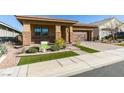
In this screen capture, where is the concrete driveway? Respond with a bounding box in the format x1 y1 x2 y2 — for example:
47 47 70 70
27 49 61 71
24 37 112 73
81 41 122 51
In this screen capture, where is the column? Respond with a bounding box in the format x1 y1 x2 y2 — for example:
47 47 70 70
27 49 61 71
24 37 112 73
23 23 31 46
65 27 69 43
69 26 73 43
55 25 61 40
87 31 92 41
91 30 94 41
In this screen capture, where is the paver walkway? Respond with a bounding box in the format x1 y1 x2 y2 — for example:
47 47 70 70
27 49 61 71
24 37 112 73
0 47 19 69
0 48 124 77
81 41 122 51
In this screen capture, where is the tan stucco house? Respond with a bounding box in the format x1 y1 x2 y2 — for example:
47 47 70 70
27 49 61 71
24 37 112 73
16 16 98 46
91 18 123 40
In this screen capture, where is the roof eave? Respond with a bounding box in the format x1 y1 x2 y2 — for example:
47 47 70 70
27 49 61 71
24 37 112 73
16 16 78 24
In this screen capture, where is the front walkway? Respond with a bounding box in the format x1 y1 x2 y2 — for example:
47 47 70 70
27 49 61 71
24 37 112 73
0 47 19 69
80 41 122 51
0 48 124 77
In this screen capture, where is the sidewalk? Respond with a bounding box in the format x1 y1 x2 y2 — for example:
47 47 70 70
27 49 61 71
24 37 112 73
0 48 124 77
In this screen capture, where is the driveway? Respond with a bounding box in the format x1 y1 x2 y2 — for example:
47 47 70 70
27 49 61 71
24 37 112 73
72 60 124 77
81 41 122 51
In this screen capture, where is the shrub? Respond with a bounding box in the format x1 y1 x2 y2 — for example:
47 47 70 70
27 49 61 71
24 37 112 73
50 45 60 51
15 40 22 45
75 41 80 46
63 44 66 49
26 47 39 53
93 36 99 41
32 47 39 51
117 36 124 39
104 35 112 39
0 45 7 57
55 38 65 49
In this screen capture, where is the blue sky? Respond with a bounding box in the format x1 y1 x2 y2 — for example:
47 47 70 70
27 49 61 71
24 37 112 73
0 15 124 32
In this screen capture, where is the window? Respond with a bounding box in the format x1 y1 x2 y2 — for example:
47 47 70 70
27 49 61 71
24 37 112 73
34 27 42 36
34 27 48 36
42 27 48 35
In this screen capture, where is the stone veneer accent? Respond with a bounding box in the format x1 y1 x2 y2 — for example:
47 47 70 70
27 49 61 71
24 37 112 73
23 23 31 46
23 31 31 46
55 25 61 40
69 26 73 43
65 27 69 43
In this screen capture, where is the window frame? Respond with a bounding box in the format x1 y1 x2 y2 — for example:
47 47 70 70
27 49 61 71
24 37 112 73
34 26 49 36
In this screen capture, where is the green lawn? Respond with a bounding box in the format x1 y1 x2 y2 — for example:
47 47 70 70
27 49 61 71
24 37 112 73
74 44 99 53
116 43 124 46
18 51 78 66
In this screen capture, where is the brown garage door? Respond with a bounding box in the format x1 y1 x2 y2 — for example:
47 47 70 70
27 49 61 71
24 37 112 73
73 31 87 42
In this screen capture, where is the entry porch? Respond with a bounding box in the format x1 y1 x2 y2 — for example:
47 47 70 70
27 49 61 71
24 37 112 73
23 23 73 46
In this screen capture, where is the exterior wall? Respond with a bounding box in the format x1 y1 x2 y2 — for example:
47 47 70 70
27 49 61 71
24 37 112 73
20 20 97 45
31 24 55 43
23 31 31 46
118 24 124 32
0 29 19 37
99 29 111 40
23 23 31 46
92 28 99 40
73 26 97 42
0 28 20 42
30 24 74 44
22 22 75 45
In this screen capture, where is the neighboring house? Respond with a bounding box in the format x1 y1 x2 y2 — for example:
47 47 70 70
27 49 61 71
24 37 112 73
91 18 122 40
16 16 98 46
118 23 124 32
0 21 21 43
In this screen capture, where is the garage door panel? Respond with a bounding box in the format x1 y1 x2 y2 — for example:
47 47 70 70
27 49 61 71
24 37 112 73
73 30 87 42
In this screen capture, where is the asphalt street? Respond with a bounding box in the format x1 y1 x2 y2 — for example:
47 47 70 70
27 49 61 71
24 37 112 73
72 61 124 77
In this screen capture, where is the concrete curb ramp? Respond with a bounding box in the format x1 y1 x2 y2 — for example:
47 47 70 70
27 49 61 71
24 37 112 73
0 48 124 77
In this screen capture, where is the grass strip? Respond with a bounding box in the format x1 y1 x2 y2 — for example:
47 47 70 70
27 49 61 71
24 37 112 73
18 51 78 65
74 44 99 53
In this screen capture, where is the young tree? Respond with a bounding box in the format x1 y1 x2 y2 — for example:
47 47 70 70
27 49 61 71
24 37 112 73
102 23 119 43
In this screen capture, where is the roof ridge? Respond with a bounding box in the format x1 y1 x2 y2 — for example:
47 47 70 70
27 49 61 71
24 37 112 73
90 17 114 24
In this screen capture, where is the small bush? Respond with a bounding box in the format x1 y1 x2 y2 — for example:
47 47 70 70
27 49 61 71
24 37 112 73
55 38 65 48
32 47 39 51
26 47 39 53
15 40 22 45
50 45 60 51
0 45 7 57
117 36 124 39
62 44 66 49
104 35 112 39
